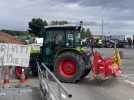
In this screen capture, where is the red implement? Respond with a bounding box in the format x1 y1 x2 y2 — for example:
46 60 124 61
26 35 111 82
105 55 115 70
92 51 121 80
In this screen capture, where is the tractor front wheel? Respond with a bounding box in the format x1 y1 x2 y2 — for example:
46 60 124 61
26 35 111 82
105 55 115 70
54 52 85 83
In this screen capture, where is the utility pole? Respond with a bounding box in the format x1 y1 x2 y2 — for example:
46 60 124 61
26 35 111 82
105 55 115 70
101 17 104 39
80 21 83 28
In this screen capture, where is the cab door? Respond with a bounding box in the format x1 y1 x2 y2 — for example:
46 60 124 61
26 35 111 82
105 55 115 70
42 30 54 65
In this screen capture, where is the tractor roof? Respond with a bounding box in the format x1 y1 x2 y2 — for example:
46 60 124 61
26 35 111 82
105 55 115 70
45 25 81 31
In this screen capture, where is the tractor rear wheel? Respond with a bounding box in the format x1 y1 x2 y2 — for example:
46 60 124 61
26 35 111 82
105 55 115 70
54 52 85 83
81 60 92 79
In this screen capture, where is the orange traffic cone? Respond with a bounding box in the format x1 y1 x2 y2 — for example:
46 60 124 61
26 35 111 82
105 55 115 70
17 68 29 88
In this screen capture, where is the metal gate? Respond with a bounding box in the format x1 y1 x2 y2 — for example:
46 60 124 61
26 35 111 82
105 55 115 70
37 62 72 100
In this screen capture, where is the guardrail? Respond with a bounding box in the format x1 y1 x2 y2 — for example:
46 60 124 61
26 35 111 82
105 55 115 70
37 62 72 100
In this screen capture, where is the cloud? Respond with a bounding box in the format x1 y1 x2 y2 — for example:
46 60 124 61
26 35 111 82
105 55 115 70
0 0 134 34
60 0 134 9
58 0 134 21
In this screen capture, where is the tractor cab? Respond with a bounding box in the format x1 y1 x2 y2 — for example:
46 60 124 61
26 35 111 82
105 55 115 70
42 25 82 64
44 25 81 47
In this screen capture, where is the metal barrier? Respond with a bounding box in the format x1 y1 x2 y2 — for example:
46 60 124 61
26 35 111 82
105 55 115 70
37 62 72 100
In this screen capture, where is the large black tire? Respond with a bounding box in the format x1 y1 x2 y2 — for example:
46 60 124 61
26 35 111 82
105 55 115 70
54 52 85 83
80 59 92 79
81 67 91 79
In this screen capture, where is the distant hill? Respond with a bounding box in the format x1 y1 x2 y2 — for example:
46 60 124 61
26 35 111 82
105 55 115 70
0 32 26 44
0 29 32 41
0 29 27 36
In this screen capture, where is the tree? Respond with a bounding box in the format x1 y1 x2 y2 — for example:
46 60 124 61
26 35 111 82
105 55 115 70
81 27 86 39
81 28 92 39
86 28 91 37
28 18 48 37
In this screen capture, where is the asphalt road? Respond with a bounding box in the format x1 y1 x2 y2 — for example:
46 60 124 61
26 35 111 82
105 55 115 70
1 48 134 100
64 79 134 100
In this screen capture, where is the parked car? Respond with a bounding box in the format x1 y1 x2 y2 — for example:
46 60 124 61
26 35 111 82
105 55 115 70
104 40 115 48
117 40 128 48
104 39 128 48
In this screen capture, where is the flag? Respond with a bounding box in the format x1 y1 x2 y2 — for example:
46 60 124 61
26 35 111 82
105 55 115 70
113 48 121 66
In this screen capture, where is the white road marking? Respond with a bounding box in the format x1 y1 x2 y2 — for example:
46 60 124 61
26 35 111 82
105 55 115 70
0 92 6 96
124 80 134 86
121 74 134 86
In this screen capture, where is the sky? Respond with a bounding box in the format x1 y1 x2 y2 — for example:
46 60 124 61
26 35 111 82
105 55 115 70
0 0 134 35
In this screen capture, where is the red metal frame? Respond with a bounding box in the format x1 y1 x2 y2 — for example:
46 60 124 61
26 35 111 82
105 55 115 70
92 51 121 79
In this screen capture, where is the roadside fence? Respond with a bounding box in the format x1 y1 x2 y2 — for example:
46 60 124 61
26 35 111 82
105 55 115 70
37 62 72 100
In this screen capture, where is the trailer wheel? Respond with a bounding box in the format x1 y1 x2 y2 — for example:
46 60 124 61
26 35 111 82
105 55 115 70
54 52 85 83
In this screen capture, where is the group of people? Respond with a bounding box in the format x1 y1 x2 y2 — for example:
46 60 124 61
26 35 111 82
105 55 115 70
82 37 134 48
82 38 102 48
127 38 134 48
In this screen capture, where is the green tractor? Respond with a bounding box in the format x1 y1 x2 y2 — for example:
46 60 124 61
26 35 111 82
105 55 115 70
41 25 92 83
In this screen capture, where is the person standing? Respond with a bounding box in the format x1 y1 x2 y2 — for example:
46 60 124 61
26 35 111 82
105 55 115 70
0 67 3 88
133 36 134 48
127 38 132 48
